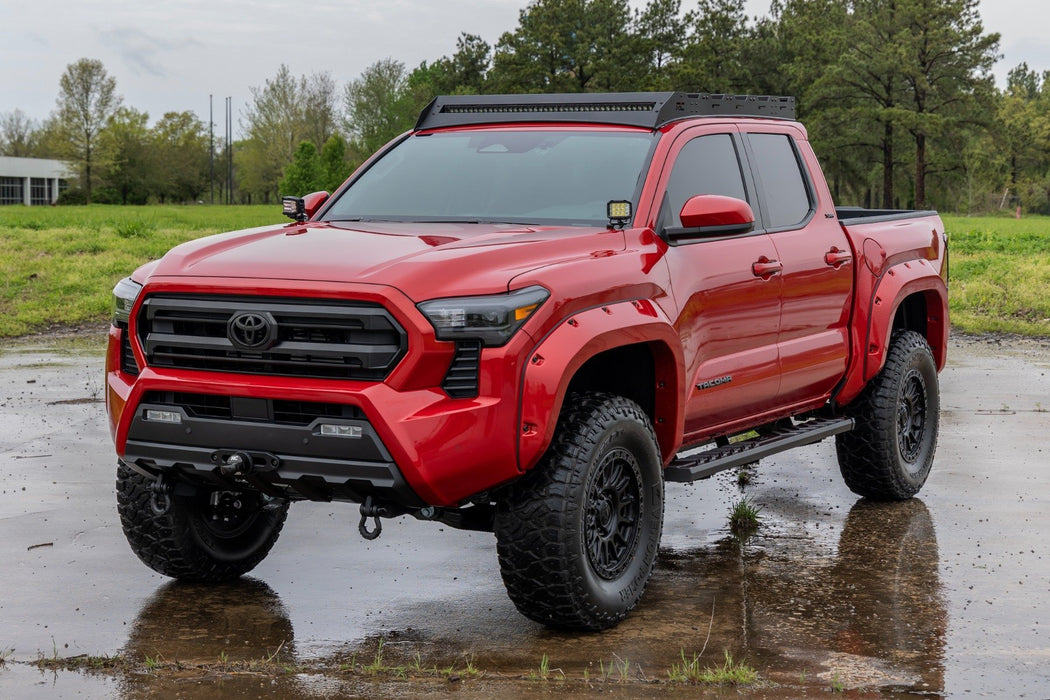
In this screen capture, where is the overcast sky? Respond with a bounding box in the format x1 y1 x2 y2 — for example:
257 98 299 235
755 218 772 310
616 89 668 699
0 0 1045 135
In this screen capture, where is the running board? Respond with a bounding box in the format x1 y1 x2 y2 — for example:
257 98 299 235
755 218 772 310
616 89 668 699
663 416 854 483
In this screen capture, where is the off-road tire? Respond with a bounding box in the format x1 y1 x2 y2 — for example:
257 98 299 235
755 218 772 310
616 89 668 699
116 463 289 581
836 331 939 500
494 393 664 631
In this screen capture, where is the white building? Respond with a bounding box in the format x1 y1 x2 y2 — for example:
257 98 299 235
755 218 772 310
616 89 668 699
0 156 72 205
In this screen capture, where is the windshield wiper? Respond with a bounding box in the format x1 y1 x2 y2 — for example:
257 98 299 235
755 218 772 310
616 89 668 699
409 219 481 224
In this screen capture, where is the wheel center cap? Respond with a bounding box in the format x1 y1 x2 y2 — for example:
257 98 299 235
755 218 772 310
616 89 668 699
597 498 613 530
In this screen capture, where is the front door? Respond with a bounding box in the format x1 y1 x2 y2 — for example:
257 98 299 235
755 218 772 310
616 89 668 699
655 128 784 441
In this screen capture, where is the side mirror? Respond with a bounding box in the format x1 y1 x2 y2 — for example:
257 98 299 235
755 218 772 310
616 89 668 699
282 191 330 222
679 194 755 232
663 194 756 244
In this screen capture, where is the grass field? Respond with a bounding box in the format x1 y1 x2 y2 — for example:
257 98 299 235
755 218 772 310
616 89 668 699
941 214 1050 336
0 205 1046 338
0 205 281 337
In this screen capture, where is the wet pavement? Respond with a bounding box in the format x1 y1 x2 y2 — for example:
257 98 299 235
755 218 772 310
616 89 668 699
0 331 1047 698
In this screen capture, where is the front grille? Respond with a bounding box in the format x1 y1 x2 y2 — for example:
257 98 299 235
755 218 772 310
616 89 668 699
143 391 364 426
137 295 407 380
442 340 482 398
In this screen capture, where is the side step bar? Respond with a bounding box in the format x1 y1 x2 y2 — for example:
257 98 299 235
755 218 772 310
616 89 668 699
663 416 854 483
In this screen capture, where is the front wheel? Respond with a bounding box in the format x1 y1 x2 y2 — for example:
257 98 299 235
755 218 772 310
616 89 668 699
494 393 664 631
836 331 940 500
116 464 289 581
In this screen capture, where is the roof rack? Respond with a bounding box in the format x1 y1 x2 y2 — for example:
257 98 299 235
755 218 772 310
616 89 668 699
414 92 795 131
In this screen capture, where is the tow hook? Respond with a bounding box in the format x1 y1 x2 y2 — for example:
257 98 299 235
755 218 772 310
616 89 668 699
149 474 173 516
218 452 251 477
210 450 279 477
358 496 384 540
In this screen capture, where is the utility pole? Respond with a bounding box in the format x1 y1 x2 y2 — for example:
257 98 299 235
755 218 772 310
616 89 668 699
209 94 214 205
226 96 233 205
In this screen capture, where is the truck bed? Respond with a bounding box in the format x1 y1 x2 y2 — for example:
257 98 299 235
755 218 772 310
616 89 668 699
836 207 939 225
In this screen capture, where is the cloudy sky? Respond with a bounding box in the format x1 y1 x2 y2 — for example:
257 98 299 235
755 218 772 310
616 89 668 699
0 0 1044 135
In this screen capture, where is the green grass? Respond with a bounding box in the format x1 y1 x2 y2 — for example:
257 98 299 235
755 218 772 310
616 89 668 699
528 653 564 681
0 206 1046 338
942 215 1050 336
0 204 281 337
667 649 757 685
729 497 761 535
333 641 481 682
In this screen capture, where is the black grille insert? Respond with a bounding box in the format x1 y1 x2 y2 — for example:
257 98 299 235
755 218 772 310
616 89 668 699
142 391 364 426
442 340 482 398
119 324 139 375
137 296 407 380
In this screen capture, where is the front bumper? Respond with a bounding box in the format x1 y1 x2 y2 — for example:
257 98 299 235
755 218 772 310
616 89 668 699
107 323 529 508
123 391 421 505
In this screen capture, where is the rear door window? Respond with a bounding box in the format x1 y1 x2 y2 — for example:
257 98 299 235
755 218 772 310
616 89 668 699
746 133 812 229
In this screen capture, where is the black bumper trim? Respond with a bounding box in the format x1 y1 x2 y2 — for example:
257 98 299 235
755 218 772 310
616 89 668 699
123 442 424 506
130 400 393 463
124 405 424 506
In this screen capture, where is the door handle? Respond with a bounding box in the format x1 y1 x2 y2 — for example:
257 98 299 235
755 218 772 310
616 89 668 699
751 258 783 278
824 248 852 267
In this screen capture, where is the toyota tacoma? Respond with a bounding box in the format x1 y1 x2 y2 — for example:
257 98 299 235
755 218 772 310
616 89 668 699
106 92 948 630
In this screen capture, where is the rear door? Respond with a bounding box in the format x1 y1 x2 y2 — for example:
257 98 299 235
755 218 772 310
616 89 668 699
741 128 853 407
655 126 784 440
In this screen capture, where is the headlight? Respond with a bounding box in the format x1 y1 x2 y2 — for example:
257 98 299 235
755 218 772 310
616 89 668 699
418 286 549 347
112 277 143 326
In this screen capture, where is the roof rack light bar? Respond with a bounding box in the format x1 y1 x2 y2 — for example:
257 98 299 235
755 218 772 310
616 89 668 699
415 92 795 131
439 101 657 115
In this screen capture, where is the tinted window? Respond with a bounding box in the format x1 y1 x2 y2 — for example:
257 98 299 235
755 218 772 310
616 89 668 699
748 133 811 229
322 130 656 226
663 134 747 228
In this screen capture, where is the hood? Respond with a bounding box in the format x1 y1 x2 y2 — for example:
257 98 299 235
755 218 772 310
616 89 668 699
147 220 626 300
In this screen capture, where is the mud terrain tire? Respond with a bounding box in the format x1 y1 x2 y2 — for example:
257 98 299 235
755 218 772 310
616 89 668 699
117 464 288 581
836 331 939 500
494 393 664 631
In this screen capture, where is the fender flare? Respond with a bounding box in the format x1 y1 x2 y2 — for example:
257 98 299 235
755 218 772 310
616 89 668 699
837 259 948 405
517 299 685 472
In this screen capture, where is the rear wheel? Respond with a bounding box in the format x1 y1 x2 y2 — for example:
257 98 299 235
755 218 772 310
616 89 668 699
494 393 664 630
836 331 940 500
116 463 288 581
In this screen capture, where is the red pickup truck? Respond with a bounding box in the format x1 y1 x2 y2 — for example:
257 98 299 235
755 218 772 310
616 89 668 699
106 92 948 631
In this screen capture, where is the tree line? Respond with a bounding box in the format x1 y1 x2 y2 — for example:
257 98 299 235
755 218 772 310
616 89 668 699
4 0 1049 213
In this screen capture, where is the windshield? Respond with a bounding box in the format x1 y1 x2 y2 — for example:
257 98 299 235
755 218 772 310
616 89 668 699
322 129 656 226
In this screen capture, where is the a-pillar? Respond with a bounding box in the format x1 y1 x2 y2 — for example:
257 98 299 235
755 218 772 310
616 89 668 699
23 177 31 206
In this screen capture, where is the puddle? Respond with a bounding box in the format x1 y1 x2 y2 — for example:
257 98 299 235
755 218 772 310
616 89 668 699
0 334 1047 698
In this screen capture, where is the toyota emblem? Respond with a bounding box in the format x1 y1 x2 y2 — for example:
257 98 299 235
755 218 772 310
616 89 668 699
228 311 277 350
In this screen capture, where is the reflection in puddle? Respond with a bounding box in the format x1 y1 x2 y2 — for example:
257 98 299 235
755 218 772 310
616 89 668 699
121 578 295 665
111 500 946 695
747 498 946 691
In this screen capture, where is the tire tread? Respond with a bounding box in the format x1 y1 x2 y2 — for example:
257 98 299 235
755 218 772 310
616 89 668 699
116 464 287 581
836 331 939 500
494 393 662 630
